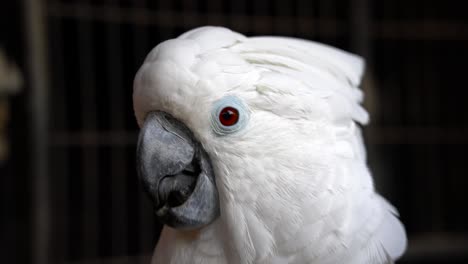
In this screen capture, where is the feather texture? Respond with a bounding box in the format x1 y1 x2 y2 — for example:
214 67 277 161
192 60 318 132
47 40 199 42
134 26 407 264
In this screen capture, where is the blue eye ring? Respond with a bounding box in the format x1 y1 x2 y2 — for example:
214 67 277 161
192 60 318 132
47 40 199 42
211 96 249 136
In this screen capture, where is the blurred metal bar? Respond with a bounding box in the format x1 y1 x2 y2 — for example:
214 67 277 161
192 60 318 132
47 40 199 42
49 15 70 262
155 0 174 41
273 0 294 34
421 37 444 230
403 233 468 260
64 255 151 264
105 2 128 257
48 126 468 147
133 0 149 61
350 0 372 64
367 127 468 144
50 131 138 147
252 0 273 33
24 0 50 263
205 0 224 26
76 2 99 258
133 0 155 255
375 21 468 39
295 0 315 38
348 0 387 195
47 2 468 40
318 0 337 39
181 0 199 26
46 2 343 37
228 0 249 32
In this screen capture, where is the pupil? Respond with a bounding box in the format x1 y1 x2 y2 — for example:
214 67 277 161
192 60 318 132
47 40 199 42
222 110 233 120
219 107 239 126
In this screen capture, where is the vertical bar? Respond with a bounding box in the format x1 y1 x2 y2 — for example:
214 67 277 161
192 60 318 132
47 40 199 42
182 0 198 26
349 0 373 103
105 1 128 257
24 0 50 263
422 32 443 231
49 15 70 262
273 0 293 35
252 0 272 33
380 0 392 127
349 0 372 64
156 0 174 40
348 0 387 193
206 0 224 26
318 0 337 41
0 97 6 256
295 0 315 39
76 2 99 259
228 0 248 32
132 0 157 257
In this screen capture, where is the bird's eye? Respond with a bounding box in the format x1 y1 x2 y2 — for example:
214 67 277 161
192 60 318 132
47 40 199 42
219 107 239 126
211 96 249 136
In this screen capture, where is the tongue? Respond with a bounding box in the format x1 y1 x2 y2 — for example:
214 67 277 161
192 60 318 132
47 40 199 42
158 173 197 208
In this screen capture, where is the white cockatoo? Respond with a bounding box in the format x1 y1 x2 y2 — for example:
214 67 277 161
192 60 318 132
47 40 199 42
133 26 407 264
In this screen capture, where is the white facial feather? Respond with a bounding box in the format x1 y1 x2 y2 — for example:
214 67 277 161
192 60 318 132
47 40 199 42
133 26 407 264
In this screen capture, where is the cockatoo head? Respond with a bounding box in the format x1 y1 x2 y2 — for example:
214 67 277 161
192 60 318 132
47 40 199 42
134 26 368 230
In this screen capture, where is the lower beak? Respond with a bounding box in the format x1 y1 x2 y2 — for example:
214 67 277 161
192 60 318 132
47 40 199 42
136 111 220 229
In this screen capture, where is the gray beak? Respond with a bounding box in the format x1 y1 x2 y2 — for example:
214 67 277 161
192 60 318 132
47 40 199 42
137 111 220 229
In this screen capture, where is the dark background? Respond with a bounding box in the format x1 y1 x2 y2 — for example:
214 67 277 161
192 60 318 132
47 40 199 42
1 0 468 263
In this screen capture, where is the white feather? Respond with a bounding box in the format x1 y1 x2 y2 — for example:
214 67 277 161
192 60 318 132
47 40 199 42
134 26 407 264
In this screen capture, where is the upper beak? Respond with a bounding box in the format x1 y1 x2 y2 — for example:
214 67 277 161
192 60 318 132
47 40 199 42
136 111 220 229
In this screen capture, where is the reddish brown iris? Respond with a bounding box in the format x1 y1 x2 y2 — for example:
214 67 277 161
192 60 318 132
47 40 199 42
219 107 239 126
